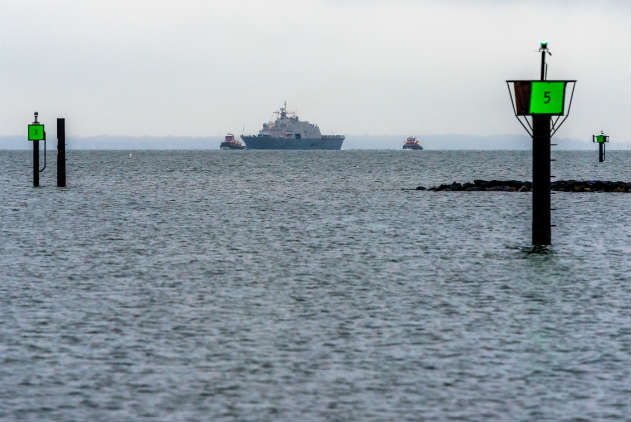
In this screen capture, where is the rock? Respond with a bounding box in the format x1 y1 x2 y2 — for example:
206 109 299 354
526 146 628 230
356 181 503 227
417 180 631 192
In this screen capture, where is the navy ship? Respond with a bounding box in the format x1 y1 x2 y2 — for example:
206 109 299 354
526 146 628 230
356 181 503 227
241 102 344 150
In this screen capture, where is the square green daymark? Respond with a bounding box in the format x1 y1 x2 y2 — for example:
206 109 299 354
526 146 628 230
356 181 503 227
529 81 566 115
28 124 45 141
596 135 605 143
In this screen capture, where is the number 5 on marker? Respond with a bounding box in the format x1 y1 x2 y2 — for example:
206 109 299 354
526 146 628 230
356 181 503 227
530 82 566 114
543 91 551 104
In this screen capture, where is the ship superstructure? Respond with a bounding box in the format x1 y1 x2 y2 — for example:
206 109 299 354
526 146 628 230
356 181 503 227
241 102 344 150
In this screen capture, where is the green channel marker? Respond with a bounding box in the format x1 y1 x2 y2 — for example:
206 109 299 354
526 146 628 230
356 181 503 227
596 135 605 143
28 124 45 141
530 81 566 115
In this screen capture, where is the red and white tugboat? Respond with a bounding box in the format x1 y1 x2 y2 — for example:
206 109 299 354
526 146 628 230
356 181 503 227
220 133 245 150
402 136 423 150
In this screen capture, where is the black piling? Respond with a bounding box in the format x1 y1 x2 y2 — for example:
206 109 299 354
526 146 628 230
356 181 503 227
57 118 66 187
531 46 551 245
532 115 551 245
599 142 605 162
33 139 39 187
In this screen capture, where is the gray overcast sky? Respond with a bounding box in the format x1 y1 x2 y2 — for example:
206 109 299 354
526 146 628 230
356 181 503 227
2 0 629 142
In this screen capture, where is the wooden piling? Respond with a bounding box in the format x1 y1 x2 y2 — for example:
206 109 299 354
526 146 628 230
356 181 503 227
33 140 39 187
57 118 66 187
532 115 551 245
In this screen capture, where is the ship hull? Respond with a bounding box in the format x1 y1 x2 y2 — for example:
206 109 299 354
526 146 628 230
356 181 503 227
241 135 344 150
403 145 423 150
220 142 245 150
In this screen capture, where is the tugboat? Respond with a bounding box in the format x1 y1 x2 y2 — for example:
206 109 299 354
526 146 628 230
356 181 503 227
220 133 245 150
402 136 423 150
241 102 344 150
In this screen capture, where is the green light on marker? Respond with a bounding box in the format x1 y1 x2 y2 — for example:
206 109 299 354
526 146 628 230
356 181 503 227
596 135 605 143
28 124 45 141
529 81 566 115
540 40 548 49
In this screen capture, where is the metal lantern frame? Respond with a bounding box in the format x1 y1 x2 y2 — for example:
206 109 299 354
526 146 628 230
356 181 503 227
506 80 577 138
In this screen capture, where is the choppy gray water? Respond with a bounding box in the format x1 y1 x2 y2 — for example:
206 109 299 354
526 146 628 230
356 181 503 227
1 150 629 421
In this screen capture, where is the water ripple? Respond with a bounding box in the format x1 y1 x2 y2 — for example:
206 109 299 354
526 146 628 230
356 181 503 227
0 150 629 421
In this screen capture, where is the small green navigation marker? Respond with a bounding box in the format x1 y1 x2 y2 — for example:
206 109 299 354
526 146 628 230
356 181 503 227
596 135 605 143
529 81 566 115
28 124 45 141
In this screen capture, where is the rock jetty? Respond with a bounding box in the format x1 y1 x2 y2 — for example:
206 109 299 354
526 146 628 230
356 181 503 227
415 180 631 192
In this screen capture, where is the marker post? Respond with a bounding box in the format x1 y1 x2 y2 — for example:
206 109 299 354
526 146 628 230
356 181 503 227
593 132 609 163
532 44 551 245
28 112 46 187
506 42 576 246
